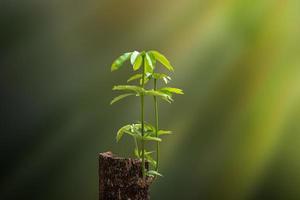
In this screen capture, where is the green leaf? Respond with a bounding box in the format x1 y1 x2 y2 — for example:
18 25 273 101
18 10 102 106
163 77 168 84
116 123 147 142
145 72 152 78
145 151 154 156
158 130 172 136
163 76 171 84
145 90 173 103
116 124 131 142
133 54 143 71
127 125 154 140
160 87 184 94
152 73 171 84
130 51 140 65
110 93 135 105
113 85 145 94
134 148 140 158
149 50 174 71
139 149 154 156
139 76 150 85
111 52 132 71
144 77 150 85
144 53 154 74
127 74 142 82
145 53 153 69
124 129 142 139
152 73 168 79
144 121 156 132
146 170 163 177
148 52 156 66
143 135 162 142
135 121 155 133
145 154 157 168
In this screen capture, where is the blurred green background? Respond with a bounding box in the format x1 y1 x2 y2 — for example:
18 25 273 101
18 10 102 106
1 0 300 199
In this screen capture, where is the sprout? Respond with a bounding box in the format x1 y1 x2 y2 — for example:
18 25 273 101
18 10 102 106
110 50 183 179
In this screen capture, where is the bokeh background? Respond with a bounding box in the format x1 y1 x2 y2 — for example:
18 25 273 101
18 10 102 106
1 0 300 199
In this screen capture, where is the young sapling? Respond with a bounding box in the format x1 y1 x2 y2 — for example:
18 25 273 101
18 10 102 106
110 50 183 178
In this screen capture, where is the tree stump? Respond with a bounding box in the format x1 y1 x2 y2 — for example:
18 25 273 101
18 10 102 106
99 152 152 200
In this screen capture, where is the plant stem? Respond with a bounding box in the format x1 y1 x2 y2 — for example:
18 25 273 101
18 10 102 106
133 137 139 156
154 79 159 171
141 56 145 178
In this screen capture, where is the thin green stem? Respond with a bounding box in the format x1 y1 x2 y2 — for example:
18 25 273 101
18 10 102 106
154 79 159 172
133 137 139 156
141 56 145 178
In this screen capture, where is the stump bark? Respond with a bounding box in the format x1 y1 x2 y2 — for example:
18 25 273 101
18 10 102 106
99 152 152 200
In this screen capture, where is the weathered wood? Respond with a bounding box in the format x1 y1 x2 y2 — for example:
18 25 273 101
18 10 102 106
99 152 152 200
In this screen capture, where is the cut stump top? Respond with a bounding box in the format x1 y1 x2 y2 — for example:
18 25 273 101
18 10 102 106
99 152 152 200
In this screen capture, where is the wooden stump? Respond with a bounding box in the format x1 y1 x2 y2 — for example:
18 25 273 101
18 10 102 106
99 152 152 200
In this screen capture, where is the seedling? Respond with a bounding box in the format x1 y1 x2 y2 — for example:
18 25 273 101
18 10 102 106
110 50 183 179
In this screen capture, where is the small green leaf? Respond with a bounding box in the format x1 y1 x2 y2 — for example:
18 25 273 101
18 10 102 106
111 52 132 71
134 148 140 158
133 54 143 71
110 93 135 105
143 135 162 142
148 51 156 67
116 124 131 142
145 151 154 155
135 121 155 133
139 76 150 85
144 53 154 74
145 72 152 78
113 85 145 94
152 73 171 84
152 73 168 79
145 90 173 103
127 74 142 82
145 154 157 168
158 130 172 136
146 170 163 177
162 77 170 84
144 121 156 132
144 77 150 84
124 129 141 139
145 53 153 69
149 50 174 71
160 87 184 94
116 123 148 142
130 51 140 65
